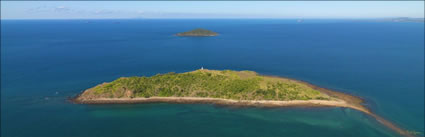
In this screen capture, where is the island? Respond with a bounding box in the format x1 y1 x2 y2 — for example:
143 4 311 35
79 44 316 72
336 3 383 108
176 28 218 36
73 69 414 137
374 17 425 23
390 17 424 22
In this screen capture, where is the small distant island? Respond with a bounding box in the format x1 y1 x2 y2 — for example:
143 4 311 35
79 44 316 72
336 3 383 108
176 28 218 36
378 17 425 23
73 69 414 137
390 17 424 22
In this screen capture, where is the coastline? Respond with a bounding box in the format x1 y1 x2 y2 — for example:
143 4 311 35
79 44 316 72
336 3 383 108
74 97 357 108
259 76 415 137
72 72 415 137
73 97 413 137
74 96 413 137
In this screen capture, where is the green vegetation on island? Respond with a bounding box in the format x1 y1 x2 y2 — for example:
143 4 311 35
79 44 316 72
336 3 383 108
77 69 331 101
176 28 218 36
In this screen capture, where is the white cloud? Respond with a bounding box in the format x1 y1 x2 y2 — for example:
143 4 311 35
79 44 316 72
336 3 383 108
27 5 50 13
54 6 71 12
93 9 117 15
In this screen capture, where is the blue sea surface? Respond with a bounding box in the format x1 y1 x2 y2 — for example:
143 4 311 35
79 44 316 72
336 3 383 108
1 19 424 137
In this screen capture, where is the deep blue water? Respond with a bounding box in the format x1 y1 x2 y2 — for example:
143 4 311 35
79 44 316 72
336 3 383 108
1 19 423 137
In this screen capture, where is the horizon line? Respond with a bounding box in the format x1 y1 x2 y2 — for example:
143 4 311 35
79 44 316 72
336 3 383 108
2 17 424 20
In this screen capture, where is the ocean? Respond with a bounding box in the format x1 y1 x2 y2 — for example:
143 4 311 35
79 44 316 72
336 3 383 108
1 19 423 137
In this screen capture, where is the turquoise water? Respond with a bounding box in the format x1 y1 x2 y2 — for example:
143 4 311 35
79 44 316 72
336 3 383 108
1 19 423 137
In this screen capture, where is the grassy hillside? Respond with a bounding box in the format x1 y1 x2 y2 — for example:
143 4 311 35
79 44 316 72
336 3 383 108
79 69 331 101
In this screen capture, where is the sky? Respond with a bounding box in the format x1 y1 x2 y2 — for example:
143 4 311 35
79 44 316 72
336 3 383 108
1 1 424 19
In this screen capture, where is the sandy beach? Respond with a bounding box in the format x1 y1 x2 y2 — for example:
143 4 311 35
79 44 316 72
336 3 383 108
75 96 366 110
